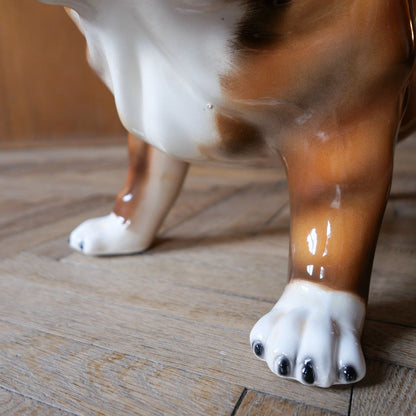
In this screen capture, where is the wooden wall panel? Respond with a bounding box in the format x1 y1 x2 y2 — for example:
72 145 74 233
0 0 125 145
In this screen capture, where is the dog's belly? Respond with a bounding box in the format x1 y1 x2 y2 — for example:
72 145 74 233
115 49 220 161
63 1 262 162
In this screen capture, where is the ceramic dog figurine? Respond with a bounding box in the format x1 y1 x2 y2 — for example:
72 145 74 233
39 0 415 387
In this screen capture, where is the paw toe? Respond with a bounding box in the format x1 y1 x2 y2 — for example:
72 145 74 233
339 365 357 383
337 330 366 384
68 232 83 252
276 356 291 376
250 282 366 388
251 341 265 359
68 213 152 256
301 359 315 385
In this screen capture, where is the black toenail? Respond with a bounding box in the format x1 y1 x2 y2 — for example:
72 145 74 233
340 365 357 382
302 359 315 384
79 241 84 251
277 357 290 376
252 341 264 358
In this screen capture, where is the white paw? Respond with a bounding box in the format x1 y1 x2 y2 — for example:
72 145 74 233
250 280 366 388
69 213 152 256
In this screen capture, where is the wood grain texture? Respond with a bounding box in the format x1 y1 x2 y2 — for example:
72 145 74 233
363 321 416 368
0 0 124 143
351 360 416 416
0 388 76 416
0 321 243 416
0 253 351 414
0 137 414 415
234 390 345 416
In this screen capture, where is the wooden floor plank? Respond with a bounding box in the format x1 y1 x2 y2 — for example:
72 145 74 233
0 252 271 332
0 196 114 241
0 264 351 414
363 321 416 369
0 146 125 176
160 181 287 245
368 246 416 328
0 198 114 259
0 164 247 261
0 321 243 416
234 390 345 416
158 180 241 234
366 177 416 329
152 228 290 282
15 251 416 373
26 179 241 261
62 236 288 303
0 388 77 416
351 360 416 416
184 163 285 187
0 138 414 415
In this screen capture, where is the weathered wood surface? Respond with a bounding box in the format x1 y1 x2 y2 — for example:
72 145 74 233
0 387 75 416
0 137 414 415
234 390 343 416
350 360 416 416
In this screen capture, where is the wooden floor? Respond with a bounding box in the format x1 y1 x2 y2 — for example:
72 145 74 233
0 137 415 416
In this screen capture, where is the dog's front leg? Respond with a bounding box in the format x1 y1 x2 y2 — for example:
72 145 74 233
250 99 404 387
69 134 189 255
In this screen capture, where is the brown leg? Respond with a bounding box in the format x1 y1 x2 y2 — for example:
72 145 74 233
399 69 416 140
248 0 414 388
69 134 189 255
282 110 399 302
113 133 154 221
250 96 406 387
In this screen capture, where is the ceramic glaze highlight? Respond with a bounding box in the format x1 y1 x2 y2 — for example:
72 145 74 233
250 280 366 387
43 0 247 160
39 0 415 388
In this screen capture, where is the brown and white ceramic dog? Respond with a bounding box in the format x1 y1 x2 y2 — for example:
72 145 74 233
39 0 415 387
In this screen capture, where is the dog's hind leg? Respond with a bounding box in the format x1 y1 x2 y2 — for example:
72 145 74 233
69 133 189 255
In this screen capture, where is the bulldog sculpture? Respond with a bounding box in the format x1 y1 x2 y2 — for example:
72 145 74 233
39 0 415 387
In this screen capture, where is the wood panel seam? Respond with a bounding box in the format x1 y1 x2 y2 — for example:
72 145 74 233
244 388 348 416
347 385 354 416
230 387 247 416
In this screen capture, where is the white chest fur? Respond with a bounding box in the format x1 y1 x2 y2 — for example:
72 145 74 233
42 0 243 160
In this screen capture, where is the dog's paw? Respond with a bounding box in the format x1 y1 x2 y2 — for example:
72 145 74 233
69 213 151 256
250 280 366 388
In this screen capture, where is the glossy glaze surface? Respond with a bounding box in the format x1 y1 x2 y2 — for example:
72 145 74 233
69 134 188 255
250 280 366 387
50 0 414 293
40 0 415 387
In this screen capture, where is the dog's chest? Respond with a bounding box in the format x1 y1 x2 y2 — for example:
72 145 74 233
64 0 244 160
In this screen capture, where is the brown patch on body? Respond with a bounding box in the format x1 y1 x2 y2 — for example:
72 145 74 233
219 0 415 300
226 0 413 117
215 111 264 156
199 110 271 163
235 0 292 50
